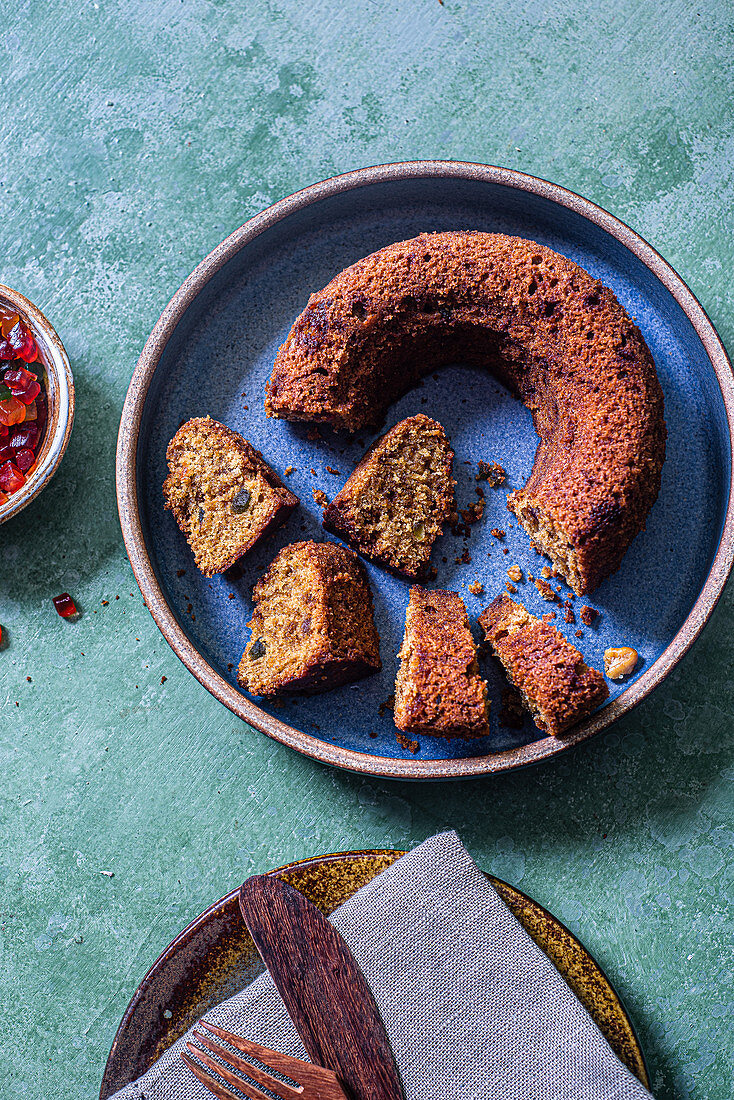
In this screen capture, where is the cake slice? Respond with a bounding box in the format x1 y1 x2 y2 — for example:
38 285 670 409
163 416 298 576
322 414 455 579
394 586 489 738
238 541 381 696
479 593 608 736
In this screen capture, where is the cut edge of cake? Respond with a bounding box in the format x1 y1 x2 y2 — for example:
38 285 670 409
394 585 489 738
163 416 298 576
479 592 608 737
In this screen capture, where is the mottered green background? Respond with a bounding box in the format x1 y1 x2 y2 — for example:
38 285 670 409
0 1 732 1096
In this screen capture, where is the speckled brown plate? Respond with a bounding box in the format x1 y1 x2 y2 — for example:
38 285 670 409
100 849 649 1097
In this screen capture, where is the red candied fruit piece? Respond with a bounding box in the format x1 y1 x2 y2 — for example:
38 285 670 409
15 448 35 473
0 315 38 363
16 332 38 363
3 366 35 390
10 423 39 450
17 380 41 406
0 460 26 493
53 592 78 619
0 445 12 464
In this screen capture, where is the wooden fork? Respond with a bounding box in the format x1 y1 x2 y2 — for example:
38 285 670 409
181 1020 350 1100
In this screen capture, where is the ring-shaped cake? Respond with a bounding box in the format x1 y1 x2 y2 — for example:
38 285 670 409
266 231 666 596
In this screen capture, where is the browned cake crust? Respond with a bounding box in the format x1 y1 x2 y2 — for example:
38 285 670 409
163 417 298 576
322 414 455 578
479 593 608 737
238 540 381 696
394 586 489 738
266 231 666 595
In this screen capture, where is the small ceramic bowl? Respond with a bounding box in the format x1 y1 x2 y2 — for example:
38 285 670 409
0 285 74 525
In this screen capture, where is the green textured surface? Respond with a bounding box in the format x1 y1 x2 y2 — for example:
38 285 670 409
0 1 732 1096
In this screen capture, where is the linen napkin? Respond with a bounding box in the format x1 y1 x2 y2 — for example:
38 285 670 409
111 831 652 1100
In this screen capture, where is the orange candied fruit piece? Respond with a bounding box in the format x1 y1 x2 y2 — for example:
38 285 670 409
0 395 26 426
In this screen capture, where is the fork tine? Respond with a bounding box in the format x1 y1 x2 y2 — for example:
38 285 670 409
185 1043 294 1100
197 1021 317 1084
190 1034 303 1100
181 1050 250 1100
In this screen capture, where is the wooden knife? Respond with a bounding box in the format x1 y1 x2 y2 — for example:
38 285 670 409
239 874 405 1100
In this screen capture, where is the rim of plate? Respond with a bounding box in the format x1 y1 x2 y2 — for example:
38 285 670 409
0 284 74 525
116 161 734 780
100 848 649 1097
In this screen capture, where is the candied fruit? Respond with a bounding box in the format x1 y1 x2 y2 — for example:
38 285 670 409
0 461 25 493
0 309 47 503
15 448 35 473
52 593 78 619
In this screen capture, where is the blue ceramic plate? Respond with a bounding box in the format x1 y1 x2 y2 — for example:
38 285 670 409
116 163 734 779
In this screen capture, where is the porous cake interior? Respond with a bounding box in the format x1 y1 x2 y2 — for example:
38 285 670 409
336 422 452 574
241 553 325 691
395 589 489 736
509 495 584 597
165 431 284 574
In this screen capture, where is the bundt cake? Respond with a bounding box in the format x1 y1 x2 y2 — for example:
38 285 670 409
394 586 489 738
479 592 608 736
322 414 455 578
238 540 381 696
163 416 298 576
266 231 666 595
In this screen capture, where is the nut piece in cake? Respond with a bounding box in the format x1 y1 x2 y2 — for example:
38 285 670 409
479 592 608 737
604 646 638 679
322 414 455 579
394 586 489 738
163 417 298 576
238 541 381 696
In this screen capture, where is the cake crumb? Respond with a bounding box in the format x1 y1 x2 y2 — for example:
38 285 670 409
580 605 599 626
312 489 329 508
542 611 557 621
461 499 484 524
507 565 522 582
468 581 484 596
563 599 575 624
491 528 505 540
535 578 559 602
326 465 340 475
284 465 295 476
505 582 517 594
396 732 420 754
541 565 552 579
476 461 507 486
379 693 395 717
575 629 584 638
